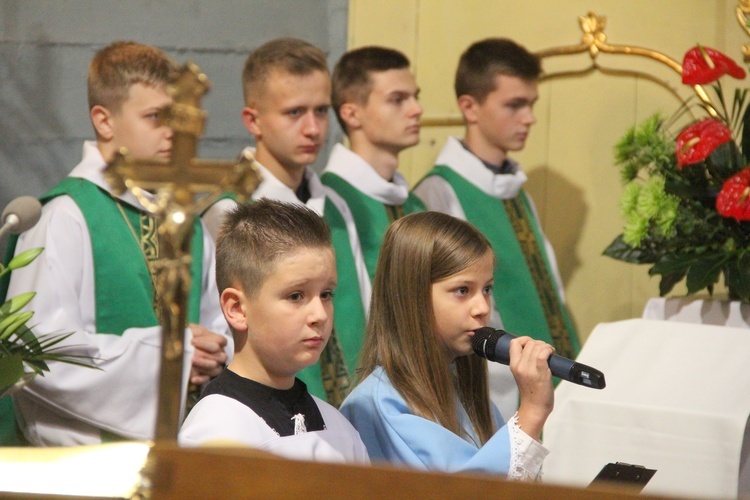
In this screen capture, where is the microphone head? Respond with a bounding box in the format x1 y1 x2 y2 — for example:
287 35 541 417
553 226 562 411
471 327 499 361
2 196 42 234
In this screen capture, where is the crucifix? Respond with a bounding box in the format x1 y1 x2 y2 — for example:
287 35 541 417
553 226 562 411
104 62 261 441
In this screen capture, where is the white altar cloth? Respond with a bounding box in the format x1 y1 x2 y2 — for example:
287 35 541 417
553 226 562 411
542 318 750 499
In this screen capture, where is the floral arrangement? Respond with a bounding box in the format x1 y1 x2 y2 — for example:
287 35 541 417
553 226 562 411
605 45 750 301
0 247 97 396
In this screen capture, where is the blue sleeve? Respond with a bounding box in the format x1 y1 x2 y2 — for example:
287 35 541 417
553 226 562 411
340 370 512 475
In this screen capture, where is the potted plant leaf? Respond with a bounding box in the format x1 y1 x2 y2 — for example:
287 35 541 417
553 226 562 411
0 247 98 397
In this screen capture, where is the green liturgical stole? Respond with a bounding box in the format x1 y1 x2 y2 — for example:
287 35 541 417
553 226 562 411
323 198 366 398
321 172 426 283
422 166 579 359
0 178 205 445
42 178 204 334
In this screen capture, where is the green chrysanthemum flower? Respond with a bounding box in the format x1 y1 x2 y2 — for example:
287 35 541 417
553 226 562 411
620 182 641 217
636 178 664 220
614 114 674 181
623 214 650 247
655 194 680 238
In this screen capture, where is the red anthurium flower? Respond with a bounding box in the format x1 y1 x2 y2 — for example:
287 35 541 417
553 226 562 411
682 45 746 85
717 167 750 221
675 119 732 168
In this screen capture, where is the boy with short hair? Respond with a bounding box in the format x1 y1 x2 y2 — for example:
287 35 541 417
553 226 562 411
180 199 369 464
413 38 579 418
322 46 426 283
1 41 232 445
203 38 370 406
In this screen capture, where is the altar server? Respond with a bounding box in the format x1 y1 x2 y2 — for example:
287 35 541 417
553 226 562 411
322 46 426 284
180 200 369 464
0 41 231 445
413 38 579 417
202 38 370 405
340 212 553 478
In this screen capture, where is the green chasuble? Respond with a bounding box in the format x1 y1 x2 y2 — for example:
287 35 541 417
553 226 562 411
43 178 205 332
321 172 426 283
421 166 580 359
0 178 204 444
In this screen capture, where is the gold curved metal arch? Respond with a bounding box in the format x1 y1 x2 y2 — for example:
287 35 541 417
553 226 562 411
737 1 750 60
536 13 680 72
421 11 720 128
541 64 685 106
538 12 716 116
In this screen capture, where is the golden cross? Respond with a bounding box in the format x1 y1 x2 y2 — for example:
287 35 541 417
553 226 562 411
104 62 261 442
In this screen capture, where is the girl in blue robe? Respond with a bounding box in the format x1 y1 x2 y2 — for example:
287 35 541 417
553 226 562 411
340 211 555 480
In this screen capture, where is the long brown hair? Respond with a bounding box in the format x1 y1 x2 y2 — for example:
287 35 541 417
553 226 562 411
358 212 495 444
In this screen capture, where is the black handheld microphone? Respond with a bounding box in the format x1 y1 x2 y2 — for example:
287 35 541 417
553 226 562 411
471 327 606 389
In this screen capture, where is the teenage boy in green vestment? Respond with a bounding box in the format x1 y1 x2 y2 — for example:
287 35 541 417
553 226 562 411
201 38 370 406
0 41 231 445
414 38 580 419
322 47 426 284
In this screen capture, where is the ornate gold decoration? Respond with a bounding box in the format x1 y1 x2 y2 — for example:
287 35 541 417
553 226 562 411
421 11 718 128
105 63 262 442
538 11 716 116
736 1 750 61
579 11 607 58
536 12 683 73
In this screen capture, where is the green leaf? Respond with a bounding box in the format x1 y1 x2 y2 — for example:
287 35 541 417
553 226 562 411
685 254 726 294
0 354 25 393
649 250 726 297
658 271 686 296
6 247 43 272
731 88 748 136
10 323 40 348
6 330 102 373
0 292 35 317
0 311 34 341
707 141 743 180
22 358 48 375
725 255 750 301
603 235 658 264
664 166 711 198
649 253 697 275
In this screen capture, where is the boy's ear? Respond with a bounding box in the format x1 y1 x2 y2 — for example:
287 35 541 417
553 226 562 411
457 95 479 125
338 103 361 132
90 105 114 141
241 106 262 137
220 287 248 333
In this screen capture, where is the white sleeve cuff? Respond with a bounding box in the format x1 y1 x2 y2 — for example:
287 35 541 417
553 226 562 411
507 412 550 481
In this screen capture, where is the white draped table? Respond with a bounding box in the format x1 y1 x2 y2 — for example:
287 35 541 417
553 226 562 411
542 317 750 499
